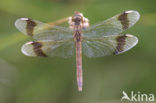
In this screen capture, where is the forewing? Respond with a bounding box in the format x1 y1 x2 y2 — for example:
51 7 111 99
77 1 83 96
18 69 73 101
15 18 72 40
33 29 73 41
21 39 75 58
82 34 138 58
84 10 140 38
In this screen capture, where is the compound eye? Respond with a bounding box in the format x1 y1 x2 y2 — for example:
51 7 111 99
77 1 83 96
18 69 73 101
74 17 81 22
77 18 81 21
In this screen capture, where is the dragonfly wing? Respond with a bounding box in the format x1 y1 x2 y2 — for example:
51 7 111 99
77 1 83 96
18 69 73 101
15 18 72 40
82 34 138 58
21 39 75 58
33 29 73 41
84 10 140 38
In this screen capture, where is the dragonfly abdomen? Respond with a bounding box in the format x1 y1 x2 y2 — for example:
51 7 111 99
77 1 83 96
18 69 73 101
76 40 83 91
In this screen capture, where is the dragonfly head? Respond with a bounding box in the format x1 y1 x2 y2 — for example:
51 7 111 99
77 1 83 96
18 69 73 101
68 11 90 30
72 11 83 25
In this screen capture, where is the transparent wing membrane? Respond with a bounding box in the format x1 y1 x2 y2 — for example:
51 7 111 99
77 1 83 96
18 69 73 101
84 10 140 38
21 39 75 58
15 18 72 40
33 29 73 41
82 34 138 58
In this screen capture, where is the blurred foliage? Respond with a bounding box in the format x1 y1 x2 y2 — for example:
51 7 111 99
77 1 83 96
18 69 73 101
0 0 156 103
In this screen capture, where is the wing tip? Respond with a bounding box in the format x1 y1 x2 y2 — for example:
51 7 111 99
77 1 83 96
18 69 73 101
15 18 29 27
15 18 37 36
125 10 140 20
21 41 36 57
114 34 138 55
14 18 20 29
15 18 28 35
127 34 138 49
21 41 48 57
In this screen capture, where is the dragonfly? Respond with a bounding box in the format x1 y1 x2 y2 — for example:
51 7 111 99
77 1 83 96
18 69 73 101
15 10 140 91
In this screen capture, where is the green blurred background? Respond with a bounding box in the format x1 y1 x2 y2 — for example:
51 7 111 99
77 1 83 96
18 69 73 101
0 0 156 103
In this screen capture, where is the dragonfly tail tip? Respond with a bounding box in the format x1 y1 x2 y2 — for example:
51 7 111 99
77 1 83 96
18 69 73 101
78 87 82 92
